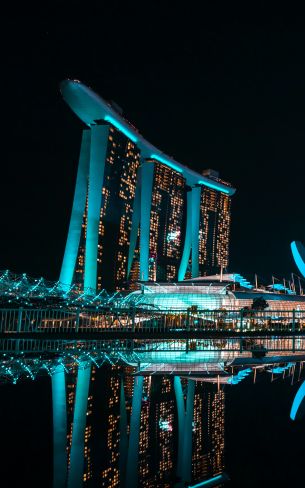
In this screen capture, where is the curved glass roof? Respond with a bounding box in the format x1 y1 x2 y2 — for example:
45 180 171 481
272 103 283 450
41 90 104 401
121 290 235 310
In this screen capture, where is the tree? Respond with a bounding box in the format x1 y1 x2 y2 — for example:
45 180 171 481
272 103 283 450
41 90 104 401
251 296 268 311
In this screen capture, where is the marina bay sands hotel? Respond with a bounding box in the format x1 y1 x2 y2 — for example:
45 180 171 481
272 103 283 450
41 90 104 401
60 80 235 293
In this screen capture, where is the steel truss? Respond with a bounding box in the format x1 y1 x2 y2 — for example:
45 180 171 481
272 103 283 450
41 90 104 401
0 269 123 308
0 349 143 384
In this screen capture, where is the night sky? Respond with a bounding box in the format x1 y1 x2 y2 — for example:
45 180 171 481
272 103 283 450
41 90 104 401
1 11 305 284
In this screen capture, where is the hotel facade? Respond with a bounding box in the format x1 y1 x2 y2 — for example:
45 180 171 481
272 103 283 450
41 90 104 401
59 80 235 292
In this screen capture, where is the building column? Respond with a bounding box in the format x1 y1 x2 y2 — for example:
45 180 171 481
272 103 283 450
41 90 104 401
51 365 67 488
178 187 201 280
173 376 185 479
178 191 192 281
84 125 109 294
182 379 195 483
120 377 128 486
139 161 154 281
191 187 201 278
67 362 91 488
125 375 144 488
174 377 195 485
60 130 90 289
127 169 141 278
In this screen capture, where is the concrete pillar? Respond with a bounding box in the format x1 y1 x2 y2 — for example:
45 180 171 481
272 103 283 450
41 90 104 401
191 187 201 278
51 365 67 488
174 377 195 485
178 191 192 281
178 187 201 280
182 379 195 483
84 125 109 293
139 161 154 281
173 376 185 478
125 375 144 488
127 169 141 278
60 130 90 289
67 363 91 488
120 377 128 486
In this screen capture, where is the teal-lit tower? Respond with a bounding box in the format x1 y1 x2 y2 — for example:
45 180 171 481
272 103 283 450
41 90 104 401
59 80 236 293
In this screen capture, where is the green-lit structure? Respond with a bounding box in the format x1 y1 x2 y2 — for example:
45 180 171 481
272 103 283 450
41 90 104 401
59 80 235 293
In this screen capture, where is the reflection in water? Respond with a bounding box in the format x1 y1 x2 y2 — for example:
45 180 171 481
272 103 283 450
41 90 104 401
65 365 226 487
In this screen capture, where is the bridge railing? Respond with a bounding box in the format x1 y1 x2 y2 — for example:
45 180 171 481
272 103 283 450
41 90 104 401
1 308 305 334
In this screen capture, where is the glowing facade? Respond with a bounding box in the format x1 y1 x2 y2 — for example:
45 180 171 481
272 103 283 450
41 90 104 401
59 80 235 293
54 368 227 488
71 125 140 292
142 160 186 282
199 171 231 275
122 277 305 311
99 367 121 487
192 383 225 484
148 376 176 486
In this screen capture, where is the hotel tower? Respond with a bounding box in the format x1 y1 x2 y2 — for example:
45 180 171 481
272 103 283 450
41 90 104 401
59 80 235 292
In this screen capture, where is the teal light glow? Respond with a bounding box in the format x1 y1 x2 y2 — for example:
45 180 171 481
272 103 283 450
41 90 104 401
104 115 138 143
150 154 183 173
159 419 173 431
60 130 90 289
122 290 226 310
233 274 253 289
127 179 141 277
188 474 223 488
237 368 252 378
270 367 286 374
291 241 305 278
191 187 201 278
167 230 180 242
269 283 294 294
291 379 305 420
52 366 67 488
174 376 185 479
227 368 252 385
178 190 193 281
198 179 230 194
140 163 154 281
84 126 108 294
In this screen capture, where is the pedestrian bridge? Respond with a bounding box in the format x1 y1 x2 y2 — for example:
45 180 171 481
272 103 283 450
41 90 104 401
1 307 305 354
1 306 305 383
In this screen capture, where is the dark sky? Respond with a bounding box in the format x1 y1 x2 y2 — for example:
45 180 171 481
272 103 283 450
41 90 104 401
1 10 305 283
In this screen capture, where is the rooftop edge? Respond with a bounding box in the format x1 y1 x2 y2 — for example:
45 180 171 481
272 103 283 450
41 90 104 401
60 79 236 196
